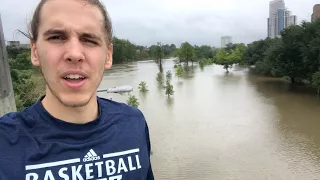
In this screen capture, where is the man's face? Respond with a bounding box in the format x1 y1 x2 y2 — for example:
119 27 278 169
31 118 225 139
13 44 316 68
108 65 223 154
30 0 113 107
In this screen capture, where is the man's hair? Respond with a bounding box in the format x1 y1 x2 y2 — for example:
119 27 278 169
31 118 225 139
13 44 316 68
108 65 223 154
28 0 113 44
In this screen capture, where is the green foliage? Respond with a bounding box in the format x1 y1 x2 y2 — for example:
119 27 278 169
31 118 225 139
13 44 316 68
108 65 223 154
166 71 172 81
164 80 174 98
175 65 184 79
312 71 320 95
150 42 165 72
127 94 139 108
7 50 44 111
177 42 196 65
138 81 149 93
156 72 164 84
112 38 177 64
112 37 145 63
8 52 33 71
213 49 232 72
199 58 214 68
213 44 246 72
244 19 320 86
6 46 30 59
194 45 216 59
243 38 280 66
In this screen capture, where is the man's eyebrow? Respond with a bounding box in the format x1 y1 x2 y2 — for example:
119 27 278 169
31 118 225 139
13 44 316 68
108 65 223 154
43 29 66 36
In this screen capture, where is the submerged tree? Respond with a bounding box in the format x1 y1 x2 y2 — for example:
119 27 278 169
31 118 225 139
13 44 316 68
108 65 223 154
138 81 149 93
156 72 164 84
164 80 174 98
175 66 184 80
166 71 172 82
127 94 139 108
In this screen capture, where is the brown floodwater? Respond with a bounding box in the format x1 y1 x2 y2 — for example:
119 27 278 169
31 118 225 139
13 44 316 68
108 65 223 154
98 59 320 180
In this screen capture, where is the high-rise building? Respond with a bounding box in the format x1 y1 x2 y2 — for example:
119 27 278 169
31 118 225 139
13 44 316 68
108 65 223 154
312 4 320 22
221 36 232 48
267 0 297 38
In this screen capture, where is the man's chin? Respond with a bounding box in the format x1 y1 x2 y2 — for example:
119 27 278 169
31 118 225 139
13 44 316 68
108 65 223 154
57 93 95 108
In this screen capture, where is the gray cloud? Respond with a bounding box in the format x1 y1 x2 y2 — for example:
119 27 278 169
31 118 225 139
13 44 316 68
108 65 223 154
0 0 318 47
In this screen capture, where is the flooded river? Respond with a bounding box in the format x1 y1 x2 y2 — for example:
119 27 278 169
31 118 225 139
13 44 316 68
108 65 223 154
98 59 320 180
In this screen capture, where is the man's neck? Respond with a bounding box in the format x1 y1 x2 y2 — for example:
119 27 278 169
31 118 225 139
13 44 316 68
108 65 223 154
42 92 99 124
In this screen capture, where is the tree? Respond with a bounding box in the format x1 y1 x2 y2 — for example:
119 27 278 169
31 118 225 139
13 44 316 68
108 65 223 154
175 65 184 81
138 81 149 93
166 71 172 82
8 51 44 111
312 71 320 95
225 43 237 53
213 44 246 72
243 37 280 66
127 94 139 108
112 37 150 63
156 72 164 84
300 19 320 81
277 25 306 83
214 49 232 72
149 42 164 72
194 45 215 59
164 80 174 98
178 42 195 66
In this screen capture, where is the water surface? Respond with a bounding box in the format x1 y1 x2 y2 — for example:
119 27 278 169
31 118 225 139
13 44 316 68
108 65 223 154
98 59 320 180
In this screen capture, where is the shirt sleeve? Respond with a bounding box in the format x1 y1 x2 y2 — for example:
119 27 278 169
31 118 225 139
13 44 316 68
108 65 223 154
145 122 154 180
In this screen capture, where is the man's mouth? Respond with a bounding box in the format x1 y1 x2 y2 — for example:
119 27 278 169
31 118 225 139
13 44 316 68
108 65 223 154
62 74 87 89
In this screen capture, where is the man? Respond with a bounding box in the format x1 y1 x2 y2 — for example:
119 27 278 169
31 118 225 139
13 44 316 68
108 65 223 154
0 0 154 179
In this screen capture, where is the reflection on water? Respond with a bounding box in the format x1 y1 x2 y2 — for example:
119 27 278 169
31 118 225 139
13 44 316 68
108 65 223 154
98 59 320 180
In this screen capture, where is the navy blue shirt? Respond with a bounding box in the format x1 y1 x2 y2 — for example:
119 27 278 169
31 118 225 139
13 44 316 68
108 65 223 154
0 96 154 180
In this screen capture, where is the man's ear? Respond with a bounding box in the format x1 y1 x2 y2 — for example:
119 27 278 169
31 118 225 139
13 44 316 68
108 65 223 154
104 43 113 70
30 40 40 67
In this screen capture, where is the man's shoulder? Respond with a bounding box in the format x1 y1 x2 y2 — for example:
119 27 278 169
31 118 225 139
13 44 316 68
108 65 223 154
0 110 28 132
98 96 145 119
0 112 20 126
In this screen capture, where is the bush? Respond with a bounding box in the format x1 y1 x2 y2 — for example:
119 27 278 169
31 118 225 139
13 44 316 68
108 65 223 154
127 94 139 108
164 80 174 98
156 72 164 84
175 66 183 79
9 54 45 111
138 81 149 93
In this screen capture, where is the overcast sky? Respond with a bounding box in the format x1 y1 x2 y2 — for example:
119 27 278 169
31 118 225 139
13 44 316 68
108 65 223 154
0 0 318 47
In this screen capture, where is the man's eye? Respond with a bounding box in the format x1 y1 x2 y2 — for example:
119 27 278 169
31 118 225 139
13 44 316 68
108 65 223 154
48 36 65 40
82 39 98 45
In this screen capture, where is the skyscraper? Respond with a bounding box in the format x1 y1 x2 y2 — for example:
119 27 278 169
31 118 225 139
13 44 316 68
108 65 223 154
268 0 297 38
312 4 320 22
221 36 232 48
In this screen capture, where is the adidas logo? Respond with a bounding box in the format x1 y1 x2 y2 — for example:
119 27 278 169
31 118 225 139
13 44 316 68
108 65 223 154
83 149 101 162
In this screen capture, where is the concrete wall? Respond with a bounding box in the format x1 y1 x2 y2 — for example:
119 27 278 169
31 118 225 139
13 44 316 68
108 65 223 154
0 92 16 117
0 14 16 117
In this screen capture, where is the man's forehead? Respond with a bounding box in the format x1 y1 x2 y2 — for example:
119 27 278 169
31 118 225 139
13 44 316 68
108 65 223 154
40 0 104 23
41 20 103 35
39 0 104 34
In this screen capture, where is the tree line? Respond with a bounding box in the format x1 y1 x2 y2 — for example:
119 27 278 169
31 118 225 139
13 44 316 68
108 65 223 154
242 19 320 92
112 37 177 64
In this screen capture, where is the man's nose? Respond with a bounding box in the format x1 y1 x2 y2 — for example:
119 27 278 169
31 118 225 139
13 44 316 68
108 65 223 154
64 38 85 62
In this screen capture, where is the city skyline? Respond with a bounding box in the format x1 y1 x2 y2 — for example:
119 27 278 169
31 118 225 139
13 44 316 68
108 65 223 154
267 0 297 38
0 0 317 47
